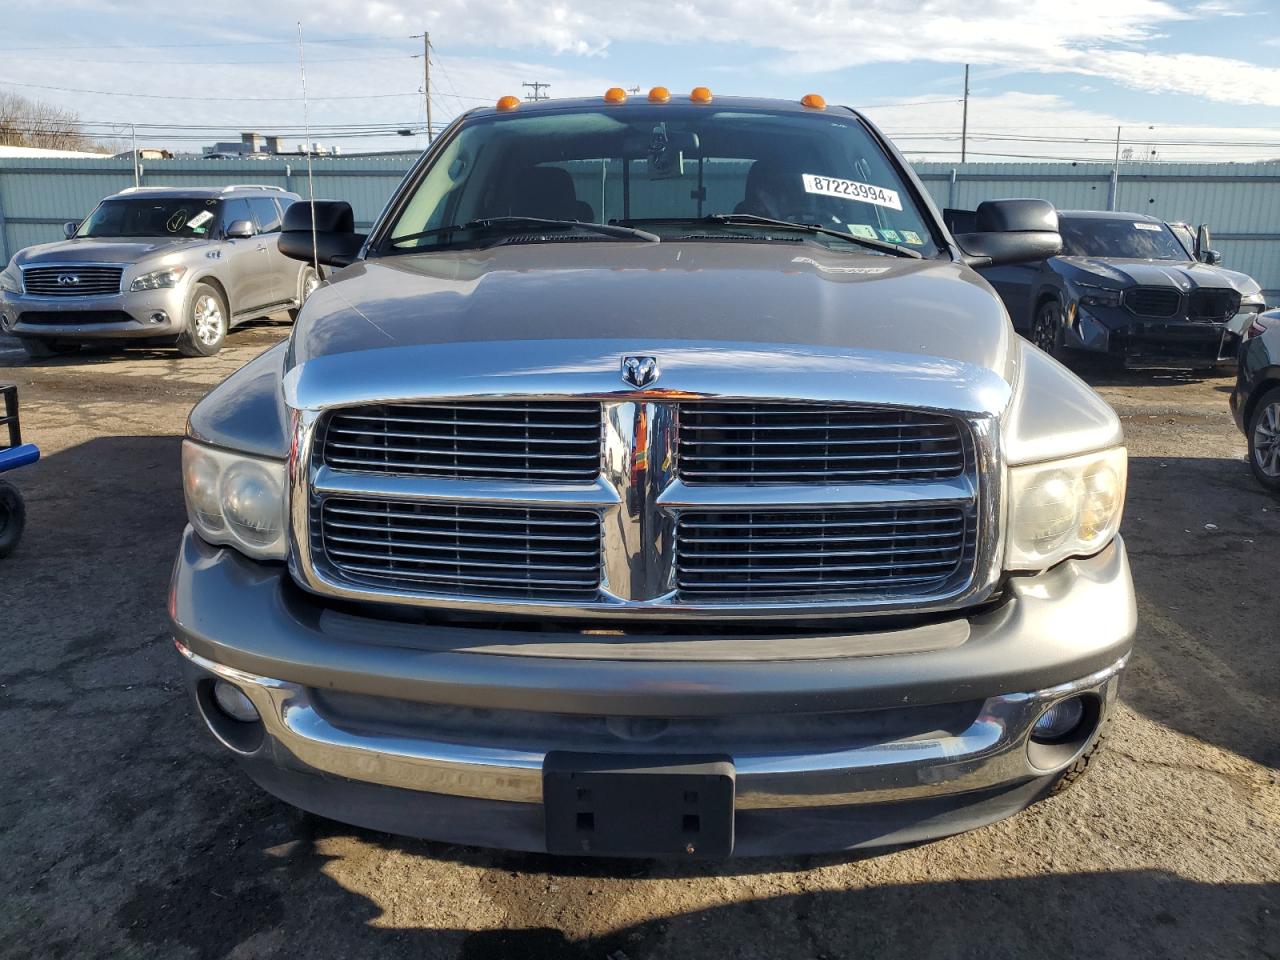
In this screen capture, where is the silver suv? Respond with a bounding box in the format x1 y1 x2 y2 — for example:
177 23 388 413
0 185 319 358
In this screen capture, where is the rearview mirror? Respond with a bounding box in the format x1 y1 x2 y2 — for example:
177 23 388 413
225 220 256 239
954 198 1061 268
63 221 79 239
278 200 365 269
1203 249 1223 266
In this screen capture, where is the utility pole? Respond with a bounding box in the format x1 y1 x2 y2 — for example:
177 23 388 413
960 64 969 164
131 123 139 187
522 81 550 101
1108 125 1121 211
422 32 433 143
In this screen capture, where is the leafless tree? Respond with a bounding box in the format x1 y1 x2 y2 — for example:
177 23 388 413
0 92 107 152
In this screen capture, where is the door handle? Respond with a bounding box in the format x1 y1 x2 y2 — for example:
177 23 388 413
256 243 268 252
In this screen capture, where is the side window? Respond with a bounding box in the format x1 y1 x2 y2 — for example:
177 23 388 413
248 197 282 233
221 198 254 234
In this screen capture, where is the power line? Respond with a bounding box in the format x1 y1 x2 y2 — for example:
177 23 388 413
0 34 417 52
0 77 421 102
522 81 550 101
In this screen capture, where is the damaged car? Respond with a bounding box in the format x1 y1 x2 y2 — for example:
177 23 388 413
971 210 1265 368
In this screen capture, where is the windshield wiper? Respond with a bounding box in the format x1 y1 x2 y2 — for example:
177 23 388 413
617 214 922 259
388 216 659 248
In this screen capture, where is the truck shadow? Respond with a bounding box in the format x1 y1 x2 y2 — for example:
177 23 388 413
105 796 1277 960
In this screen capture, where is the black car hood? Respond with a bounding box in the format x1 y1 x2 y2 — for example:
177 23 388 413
1055 256 1259 294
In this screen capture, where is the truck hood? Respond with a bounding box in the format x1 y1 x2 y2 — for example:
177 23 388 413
291 242 1014 391
14 236 204 266
1055 256 1259 294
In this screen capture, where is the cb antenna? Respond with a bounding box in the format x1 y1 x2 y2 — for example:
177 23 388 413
297 22 319 277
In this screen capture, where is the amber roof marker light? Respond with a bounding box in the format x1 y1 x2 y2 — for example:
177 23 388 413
604 87 628 103
496 95 521 111
801 93 827 110
689 86 713 103
648 86 671 103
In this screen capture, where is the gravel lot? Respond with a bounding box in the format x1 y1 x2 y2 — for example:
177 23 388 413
1 324 1276 960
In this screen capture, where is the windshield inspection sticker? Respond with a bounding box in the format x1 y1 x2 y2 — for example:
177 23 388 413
1133 222 1162 231
879 228 902 243
848 224 879 239
802 174 902 211
900 230 924 245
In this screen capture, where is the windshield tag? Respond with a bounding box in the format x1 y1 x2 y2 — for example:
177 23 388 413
802 174 902 211
1133 222 1162 231
187 211 214 230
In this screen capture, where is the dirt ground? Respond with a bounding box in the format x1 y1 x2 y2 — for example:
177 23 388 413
0 323 1276 960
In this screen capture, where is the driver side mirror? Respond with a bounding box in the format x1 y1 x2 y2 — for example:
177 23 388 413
954 198 1062 268
1195 224 1220 264
278 200 365 269
225 220 256 240
63 221 80 239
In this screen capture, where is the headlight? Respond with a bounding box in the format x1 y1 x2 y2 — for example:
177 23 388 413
130 266 188 291
1006 447 1127 571
0 265 20 294
182 440 288 560
1075 284 1121 309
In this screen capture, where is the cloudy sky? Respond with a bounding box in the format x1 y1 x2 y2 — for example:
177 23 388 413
3 0 1279 160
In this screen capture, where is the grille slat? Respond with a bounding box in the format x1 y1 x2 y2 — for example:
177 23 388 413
321 401 602 483
678 402 966 485
677 506 972 602
20 266 124 297
318 498 601 601
1188 289 1240 321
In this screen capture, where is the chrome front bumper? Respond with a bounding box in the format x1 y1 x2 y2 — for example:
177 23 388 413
179 641 1125 812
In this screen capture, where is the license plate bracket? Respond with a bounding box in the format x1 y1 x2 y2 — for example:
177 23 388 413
543 752 735 858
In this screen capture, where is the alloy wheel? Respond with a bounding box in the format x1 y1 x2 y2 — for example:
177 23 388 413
1032 305 1059 353
193 294 224 346
1253 401 1280 478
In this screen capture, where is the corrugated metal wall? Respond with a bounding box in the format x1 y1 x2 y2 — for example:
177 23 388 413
3 156 1277 300
915 161 1280 299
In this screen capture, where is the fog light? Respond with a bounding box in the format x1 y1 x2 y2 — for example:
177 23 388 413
213 680 259 723
149 311 168 324
1032 696 1085 741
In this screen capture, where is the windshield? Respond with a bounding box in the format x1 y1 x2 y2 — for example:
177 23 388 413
1059 217 1188 261
383 104 939 256
76 198 221 239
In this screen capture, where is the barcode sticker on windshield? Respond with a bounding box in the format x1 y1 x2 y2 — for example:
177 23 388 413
187 211 214 229
802 174 902 211
1133 222 1162 231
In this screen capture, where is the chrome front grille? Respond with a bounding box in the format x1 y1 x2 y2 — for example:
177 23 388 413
320 401 602 482
316 498 602 601
1124 287 1181 319
296 387 996 619
676 507 973 601
20 265 124 297
678 402 966 484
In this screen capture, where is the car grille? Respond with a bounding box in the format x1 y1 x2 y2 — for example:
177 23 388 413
677 402 966 484
18 310 132 325
316 497 602 601
676 506 973 601
1124 287 1181 319
1188 289 1240 322
319 401 602 482
20 266 124 297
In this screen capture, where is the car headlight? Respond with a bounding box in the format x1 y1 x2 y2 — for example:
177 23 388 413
130 266 188 291
182 440 288 560
0 265 20 294
1075 283 1122 309
1006 447 1127 571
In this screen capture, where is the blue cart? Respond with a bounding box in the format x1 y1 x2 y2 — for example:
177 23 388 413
0 384 39 557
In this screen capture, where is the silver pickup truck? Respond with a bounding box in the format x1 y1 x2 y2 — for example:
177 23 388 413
0 185 318 357
169 91 1135 858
